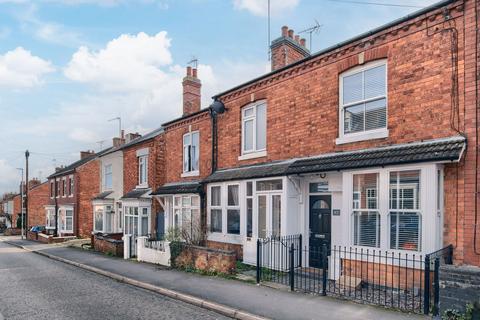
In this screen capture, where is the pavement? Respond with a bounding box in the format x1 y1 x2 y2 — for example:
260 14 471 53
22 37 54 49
0 240 229 320
0 236 428 320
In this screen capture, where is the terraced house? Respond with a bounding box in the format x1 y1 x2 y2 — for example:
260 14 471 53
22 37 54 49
197 0 479 311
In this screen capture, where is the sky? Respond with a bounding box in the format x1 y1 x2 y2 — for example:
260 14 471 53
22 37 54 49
0 0 440 194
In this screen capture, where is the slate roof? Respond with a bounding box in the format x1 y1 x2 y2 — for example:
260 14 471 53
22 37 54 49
202 136 466 183
203 160 294 184
286 136 466 175
152 181 203 195
48 147 114 179
121 189 151 200
92 191 114 201
212 0 454 100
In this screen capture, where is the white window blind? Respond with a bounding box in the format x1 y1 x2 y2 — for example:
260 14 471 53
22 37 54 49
389 170 421 251
352 173 380 247
342 63 387 135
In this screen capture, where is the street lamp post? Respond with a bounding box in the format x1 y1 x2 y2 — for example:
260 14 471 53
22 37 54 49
16 168 24 240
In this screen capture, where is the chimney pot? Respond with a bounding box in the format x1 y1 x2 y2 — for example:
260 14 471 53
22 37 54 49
300 38 306 47
186 66 192 77
281 26 288 37
192 68 197 78
288 29 294 38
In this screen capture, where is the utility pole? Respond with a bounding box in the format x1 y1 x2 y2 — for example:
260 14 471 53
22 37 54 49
25 150 29 236
16 168 24 240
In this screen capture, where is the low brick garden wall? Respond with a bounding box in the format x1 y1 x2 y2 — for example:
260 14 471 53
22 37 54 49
175 244 237 274
4 228 22 236
93 233 123 257
27 231 76 244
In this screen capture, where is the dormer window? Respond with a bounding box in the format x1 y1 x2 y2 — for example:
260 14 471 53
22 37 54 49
183 131 199 175
337 60 388 144
240 101 266 160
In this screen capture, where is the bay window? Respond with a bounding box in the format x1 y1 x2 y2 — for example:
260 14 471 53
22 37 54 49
389 170 421 251
246 181 253 237
352 173 380 248
242 102 266 156
46 208 55 229
172 195 200 235
94 208 103 232
339 60 387 144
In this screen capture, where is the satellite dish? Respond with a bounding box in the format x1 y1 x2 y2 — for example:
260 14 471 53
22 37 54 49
210 100 226 114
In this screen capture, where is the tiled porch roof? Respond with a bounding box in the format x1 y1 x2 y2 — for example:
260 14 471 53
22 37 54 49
92 191 114 201
203 160 294 183
121 188 151 200
152 181 203 195
286 136 466 175
203 136 466 183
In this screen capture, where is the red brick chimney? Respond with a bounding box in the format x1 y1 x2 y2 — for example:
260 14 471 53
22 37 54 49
125 132 142 143
182 66 201 116
80 150 95 159
270 25 310 71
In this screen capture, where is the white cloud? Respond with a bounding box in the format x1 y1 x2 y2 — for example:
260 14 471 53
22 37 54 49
64 32 173 92
233 0 299 16
0 47 54 88
0 159 21 194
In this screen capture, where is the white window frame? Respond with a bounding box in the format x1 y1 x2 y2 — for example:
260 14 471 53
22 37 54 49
337 59 388 145
226 184 241 235
209 185 223 233
62 178 67 198
182 131 200 176
46 207 55 229
172 194 200 235
103 164 113 191
388 171 422 252
240 101 267 160
69 175 74 197
94 206 104 233
138 155 148 187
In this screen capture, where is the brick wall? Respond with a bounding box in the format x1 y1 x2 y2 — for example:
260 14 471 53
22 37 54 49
163 112 212 184
213 1 480 266
27 182 49 227
12 194 21 228
174 244 237 274
77 160 100 238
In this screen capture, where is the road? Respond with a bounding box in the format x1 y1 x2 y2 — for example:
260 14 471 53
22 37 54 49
0 241 229 320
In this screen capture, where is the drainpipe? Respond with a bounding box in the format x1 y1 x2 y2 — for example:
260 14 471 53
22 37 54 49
54 178 58 237
209 108 218 174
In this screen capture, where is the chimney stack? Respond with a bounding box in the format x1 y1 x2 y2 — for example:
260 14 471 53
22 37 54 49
80 150 95 160
125 132 142 143
270 25 310 71
182 66 201 116
112 137 125 148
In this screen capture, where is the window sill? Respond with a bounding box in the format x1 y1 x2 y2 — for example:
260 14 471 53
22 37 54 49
336 129 389 145
238 150 267 161
181 171 200 178
136 184 148 189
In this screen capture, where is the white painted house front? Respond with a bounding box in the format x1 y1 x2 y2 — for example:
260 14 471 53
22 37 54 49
92 149 124 234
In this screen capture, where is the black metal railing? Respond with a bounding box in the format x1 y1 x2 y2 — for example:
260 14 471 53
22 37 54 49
256 235 454 315
256 234 302 287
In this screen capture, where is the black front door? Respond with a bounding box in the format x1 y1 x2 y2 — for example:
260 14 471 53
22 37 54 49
309 195 332 268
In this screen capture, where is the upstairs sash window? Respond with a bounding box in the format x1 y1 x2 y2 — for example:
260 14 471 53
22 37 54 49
183 131 199 173
242 102 266 154
341 61 387 136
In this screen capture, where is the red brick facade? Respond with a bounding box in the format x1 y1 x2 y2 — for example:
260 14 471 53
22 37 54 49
77 159 100 237
212 0 480 266
12 194 21 228
27 182 49 227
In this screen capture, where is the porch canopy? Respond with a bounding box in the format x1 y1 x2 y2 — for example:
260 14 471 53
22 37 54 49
121 189 151 200
151 181 203 196
92 191 114 202
203 136 466 182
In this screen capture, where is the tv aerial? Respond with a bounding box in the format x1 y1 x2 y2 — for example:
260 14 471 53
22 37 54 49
298 19 322 51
